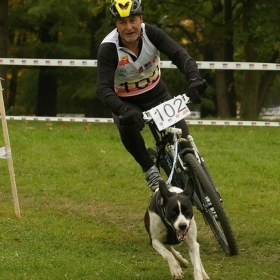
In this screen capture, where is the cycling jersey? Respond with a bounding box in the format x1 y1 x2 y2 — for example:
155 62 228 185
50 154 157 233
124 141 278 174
97 23 200 115
101 23 161 97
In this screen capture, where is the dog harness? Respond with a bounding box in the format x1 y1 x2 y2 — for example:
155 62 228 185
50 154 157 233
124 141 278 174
155 192 182 245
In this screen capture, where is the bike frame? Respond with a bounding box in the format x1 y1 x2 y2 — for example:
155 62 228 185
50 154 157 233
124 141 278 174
147 121 207 212
143 94 238 256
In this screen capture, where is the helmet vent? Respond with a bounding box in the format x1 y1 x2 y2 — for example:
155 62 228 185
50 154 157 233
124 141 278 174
118 3 129 11
110 0 143 18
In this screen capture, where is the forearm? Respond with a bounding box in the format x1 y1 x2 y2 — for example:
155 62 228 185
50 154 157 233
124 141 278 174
97 43 126 115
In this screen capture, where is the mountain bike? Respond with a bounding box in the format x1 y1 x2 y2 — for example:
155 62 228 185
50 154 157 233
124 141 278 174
143 94 238 256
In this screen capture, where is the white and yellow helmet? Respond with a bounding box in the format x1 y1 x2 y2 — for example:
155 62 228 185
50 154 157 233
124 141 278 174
110 0 144 18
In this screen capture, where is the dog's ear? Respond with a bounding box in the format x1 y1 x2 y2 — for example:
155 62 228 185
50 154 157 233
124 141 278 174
183 177 194 198
159 180 173 199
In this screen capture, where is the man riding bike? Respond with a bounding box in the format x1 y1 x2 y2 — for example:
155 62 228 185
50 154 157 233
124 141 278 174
97 0 206 191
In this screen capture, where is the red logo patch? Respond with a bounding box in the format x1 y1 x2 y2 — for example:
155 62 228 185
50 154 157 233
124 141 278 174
119 56 130 66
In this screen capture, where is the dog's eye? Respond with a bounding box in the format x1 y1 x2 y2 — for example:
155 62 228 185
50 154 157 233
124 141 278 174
184 209 190 216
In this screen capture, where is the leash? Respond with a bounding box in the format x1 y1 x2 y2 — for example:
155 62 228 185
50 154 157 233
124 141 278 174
166 134 179 186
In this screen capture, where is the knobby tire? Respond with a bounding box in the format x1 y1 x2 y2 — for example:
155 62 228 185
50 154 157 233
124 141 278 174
183 153 238 256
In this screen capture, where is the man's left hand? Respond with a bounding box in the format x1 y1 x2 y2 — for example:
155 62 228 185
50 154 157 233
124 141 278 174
187 78 207 104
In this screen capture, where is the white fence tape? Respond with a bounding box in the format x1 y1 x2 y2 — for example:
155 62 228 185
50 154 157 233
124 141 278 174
1 58 280 70
1 58 279 126
1 116 279 126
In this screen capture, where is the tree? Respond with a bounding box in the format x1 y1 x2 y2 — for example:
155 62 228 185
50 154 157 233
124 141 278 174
83 4 111 117
146 0 280 119
208 1 232 118
36 15 59 116
8 0 93 116
239 0 280 118
5 0 280 119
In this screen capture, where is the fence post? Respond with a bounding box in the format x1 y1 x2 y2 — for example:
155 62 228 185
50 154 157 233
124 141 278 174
0 78 21 217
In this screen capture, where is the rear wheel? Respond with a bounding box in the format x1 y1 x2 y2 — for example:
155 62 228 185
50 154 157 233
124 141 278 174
183 153 238 256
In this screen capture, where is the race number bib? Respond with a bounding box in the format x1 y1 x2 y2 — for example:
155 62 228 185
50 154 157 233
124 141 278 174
147 96 190 131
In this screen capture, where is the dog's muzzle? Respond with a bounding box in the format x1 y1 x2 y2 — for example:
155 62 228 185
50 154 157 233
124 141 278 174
176 221 191 241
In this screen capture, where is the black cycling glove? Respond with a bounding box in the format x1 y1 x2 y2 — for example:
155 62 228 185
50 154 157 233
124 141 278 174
119 108 145 131
187 78 207 104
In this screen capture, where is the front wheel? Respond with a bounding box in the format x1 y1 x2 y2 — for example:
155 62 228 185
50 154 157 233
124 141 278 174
183 153 238 256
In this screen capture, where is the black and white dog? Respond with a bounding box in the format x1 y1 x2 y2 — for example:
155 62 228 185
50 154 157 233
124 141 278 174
144 180 209 280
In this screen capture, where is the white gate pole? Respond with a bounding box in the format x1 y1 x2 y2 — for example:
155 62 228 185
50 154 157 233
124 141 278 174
0 78 21 217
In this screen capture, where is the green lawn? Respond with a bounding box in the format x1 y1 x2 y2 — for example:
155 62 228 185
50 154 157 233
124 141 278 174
0 121 280 279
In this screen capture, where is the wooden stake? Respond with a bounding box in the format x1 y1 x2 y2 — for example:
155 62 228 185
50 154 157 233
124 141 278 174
0 78 21 217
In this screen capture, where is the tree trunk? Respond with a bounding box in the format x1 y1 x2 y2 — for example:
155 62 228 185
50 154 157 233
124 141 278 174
86 9 108 118
211 1 230 118
215 70 230 117
257 51 280 112
36 17 58 116
240 0 260 119
240 67 260 119
224 0 236 117
88 10 105 59
36 67 57 116
0 0 8 104
8 68 18 109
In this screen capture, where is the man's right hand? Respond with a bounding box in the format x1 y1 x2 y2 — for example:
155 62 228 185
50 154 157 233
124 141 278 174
119 108 145 131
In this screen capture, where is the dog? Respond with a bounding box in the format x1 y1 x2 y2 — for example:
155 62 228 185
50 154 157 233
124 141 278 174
144 180 209 280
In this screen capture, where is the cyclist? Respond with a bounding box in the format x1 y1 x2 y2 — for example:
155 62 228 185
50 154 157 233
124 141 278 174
97 0 206 191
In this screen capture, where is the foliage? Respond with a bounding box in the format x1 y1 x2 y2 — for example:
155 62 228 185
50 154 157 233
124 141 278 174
0 122 280 279
8 0 96 115
234 1 280 61
4 0 280 117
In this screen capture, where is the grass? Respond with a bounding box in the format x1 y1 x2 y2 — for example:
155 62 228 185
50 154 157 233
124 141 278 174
0 121 280 280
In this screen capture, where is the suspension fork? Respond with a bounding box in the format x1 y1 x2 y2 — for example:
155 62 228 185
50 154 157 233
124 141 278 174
148 122 161 146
